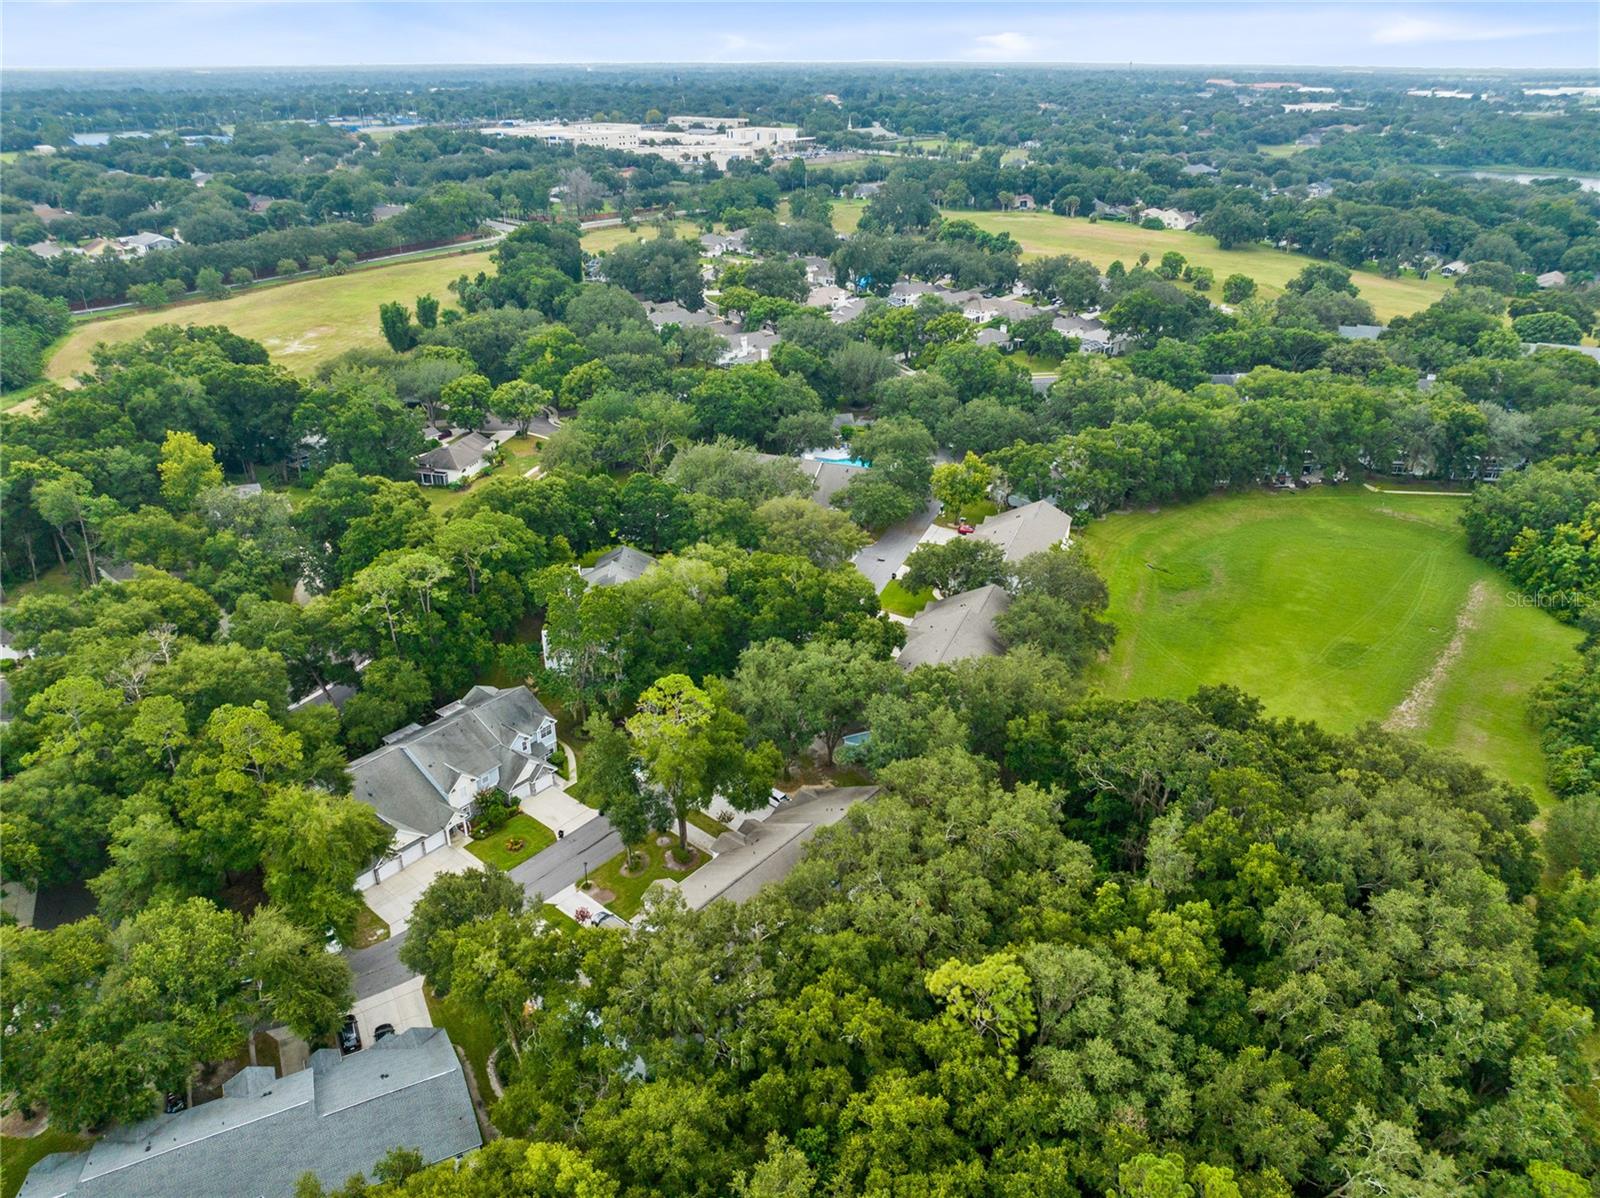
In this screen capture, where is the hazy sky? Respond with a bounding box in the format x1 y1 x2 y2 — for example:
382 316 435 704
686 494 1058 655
3 2 1597 72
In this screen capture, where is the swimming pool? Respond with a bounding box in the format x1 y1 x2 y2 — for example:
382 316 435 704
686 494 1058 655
808 452 870 468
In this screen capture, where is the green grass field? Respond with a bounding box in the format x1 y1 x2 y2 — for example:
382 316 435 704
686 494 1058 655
822 202 1446 321
3 1131 90 1198
1079 487 1579 798
831 197 867 235
945 210 1449 322
45 249 498 385
580 219 700 254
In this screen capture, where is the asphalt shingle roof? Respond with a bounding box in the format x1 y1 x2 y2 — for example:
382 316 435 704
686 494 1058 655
348 686 554 836
897 584 1011 670
19 1029 479 1198
971 500 1073 562
417 431 493 473
579 546 657 587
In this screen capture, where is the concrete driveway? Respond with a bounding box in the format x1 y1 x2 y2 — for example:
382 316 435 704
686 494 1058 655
852 497 939 592
351 976 432 1047
522 785 600 839
362 843 481 934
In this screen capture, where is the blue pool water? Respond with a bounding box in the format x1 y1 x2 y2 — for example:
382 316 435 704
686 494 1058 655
811 454 870 468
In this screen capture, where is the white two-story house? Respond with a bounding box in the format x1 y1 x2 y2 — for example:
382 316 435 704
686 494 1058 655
348 686 558 872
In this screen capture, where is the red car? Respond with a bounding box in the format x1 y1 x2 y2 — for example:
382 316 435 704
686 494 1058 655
956 522 975 535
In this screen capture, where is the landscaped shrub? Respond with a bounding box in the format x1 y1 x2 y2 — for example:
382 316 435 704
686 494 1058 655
470 788 519 837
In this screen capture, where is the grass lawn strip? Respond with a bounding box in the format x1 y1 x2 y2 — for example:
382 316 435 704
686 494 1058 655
585 837 707 920
686 809 732 838
465 812 557 871
1079 486 1577 799
351 901 391 949
423 986 499 1113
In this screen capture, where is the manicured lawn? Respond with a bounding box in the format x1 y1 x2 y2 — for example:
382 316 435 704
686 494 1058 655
585 837 707 919
424 985 498 1103
466 812 557 871
936 498 1001 528
45 249 498 384
499 435 543 467
580 219 699 254
1079 486 1580 799
942 209 1450 322
1258 143 1309 158
3 1130 90 1198
351 901 390 949
881 578 934 616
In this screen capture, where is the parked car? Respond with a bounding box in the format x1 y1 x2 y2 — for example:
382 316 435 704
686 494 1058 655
339 1014 362 1055
373 1023 396 1042
956 522 975 534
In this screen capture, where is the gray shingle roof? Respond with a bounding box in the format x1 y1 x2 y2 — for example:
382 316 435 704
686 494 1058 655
417 431 493 473
674 785 881 908
897 584 1011 670
971 500 1073 562
800 458 869 507
19 1029 479 1198
644 301 714 328
1337 324 1385 340
348 685 554 836
579 546 657 587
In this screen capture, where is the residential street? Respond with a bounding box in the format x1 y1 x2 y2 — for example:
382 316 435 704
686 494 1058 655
346 812 621 998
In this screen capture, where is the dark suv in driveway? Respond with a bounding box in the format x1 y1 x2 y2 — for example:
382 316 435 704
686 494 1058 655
338 1015 362 1055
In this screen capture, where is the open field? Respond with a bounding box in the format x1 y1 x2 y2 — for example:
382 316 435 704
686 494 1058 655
945 210 1450 321
580 219 700 254
1079 487 1579 798
830 197 867 235
44 249 498 384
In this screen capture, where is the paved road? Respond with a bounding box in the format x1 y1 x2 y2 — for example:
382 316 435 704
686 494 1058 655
346 813 621 999
508 813 622 897
852 497 939 592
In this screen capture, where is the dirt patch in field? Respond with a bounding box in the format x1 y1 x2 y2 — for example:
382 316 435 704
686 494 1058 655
1384 580 1489 732
269 326 334 356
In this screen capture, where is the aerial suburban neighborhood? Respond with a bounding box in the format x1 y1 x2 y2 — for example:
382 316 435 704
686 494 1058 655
1 4 1599 1197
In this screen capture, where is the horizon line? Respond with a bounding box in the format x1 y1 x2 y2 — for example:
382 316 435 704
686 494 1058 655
6 60 1599 74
